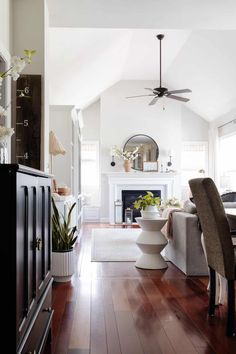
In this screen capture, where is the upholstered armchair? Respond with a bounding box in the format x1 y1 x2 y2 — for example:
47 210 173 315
189 177 236 336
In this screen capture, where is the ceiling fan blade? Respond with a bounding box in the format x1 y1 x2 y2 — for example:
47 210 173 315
166 95 190 102
166 89 192 95
167 94 190 102
126 94 155 98
144 88 154 92
148 97 159 105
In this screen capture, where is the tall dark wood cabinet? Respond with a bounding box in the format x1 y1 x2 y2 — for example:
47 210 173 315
1 164 53 354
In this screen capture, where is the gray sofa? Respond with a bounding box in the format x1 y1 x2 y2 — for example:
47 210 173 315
165 200 236 276
165 211 208 276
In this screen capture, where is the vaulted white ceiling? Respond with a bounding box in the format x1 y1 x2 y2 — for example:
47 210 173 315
47 1 236 121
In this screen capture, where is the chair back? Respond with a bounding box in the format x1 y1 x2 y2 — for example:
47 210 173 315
189 178 235 279
221 191 236 202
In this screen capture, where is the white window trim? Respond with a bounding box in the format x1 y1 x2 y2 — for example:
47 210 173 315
181 141 209 175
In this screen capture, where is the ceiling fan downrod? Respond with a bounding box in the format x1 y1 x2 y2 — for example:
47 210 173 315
157 34 164 88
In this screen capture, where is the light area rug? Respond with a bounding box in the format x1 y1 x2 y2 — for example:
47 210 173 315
91 228 142 261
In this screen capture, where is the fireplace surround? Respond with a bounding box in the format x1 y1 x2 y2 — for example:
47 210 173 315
106 172 181 224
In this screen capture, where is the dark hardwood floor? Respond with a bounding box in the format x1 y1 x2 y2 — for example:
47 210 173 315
50 223 236 354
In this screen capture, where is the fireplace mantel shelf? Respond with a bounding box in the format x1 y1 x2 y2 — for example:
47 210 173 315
105 171 178 178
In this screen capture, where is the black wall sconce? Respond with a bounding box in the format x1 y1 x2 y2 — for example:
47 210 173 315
110 146 116 167
167 150 174 168
111 155 116 166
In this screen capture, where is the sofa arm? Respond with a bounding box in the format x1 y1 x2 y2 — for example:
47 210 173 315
165 212 208 276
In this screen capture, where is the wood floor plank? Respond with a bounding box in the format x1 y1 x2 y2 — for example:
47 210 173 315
103 279 122 354
52 283 73 353
140 278 199 354
90 279 107 354
69 279 91 350
115 311 144 354
125 278 166 354
111 278 132 311
53 301 76 354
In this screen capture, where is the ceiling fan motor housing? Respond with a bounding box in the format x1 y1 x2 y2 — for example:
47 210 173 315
154 87 168 97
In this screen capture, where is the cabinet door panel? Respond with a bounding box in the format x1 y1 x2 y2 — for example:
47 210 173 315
36 178 51 298
16 173 37 345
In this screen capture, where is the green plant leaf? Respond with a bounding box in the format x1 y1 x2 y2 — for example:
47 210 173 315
51 198 77 251
133 191 160 210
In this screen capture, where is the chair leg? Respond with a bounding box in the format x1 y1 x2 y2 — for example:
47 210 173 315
208 267 216 316
226 280 235 336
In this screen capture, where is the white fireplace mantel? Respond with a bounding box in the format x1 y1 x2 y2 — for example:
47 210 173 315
106 172 181 224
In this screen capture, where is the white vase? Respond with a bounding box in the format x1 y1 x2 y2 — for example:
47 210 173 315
0 141 8 163
141 205 160 219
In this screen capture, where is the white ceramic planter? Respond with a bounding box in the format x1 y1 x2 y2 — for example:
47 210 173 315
141 205 160 219
52 249 75 282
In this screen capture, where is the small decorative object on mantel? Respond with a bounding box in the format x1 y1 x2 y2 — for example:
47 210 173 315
113 145 139 172
133 191 161 219
123 159 132 172
143 161 158 172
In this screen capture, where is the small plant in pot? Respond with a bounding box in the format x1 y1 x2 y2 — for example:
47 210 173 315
51 198 77 282
133 191 161 219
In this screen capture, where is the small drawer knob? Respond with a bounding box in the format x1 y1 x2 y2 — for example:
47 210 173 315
43 307 52 313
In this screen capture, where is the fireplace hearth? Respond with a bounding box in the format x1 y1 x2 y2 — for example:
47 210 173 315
122 190 161 222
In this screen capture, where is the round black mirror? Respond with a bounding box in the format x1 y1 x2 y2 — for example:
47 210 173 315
124 134 159 171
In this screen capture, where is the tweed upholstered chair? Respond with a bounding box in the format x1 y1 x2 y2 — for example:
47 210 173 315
189 177 236 336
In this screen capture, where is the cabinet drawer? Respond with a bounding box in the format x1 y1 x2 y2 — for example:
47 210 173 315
19 281 53 354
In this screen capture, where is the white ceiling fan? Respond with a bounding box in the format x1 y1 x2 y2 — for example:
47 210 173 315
126 34 192 105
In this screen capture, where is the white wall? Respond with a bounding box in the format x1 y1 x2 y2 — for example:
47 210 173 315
101 81 183 174
49 105 73 188
12 0 49 171
182 105 209 141
82 100 100 140
0 0 11 52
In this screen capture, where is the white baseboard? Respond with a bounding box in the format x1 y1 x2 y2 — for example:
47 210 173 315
100 217 109 223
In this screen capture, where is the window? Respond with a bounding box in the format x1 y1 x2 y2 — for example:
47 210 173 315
218 133 236 191
181 141 208 199
81 141 100 206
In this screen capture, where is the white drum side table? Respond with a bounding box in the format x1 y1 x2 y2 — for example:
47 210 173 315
135 217 168 269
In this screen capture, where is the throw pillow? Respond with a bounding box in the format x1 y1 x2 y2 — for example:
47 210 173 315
183 199 197 214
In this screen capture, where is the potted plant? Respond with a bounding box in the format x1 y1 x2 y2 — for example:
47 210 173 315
113 146 139 172
133 191 161 219
51 198 77 282
162 197 181 208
